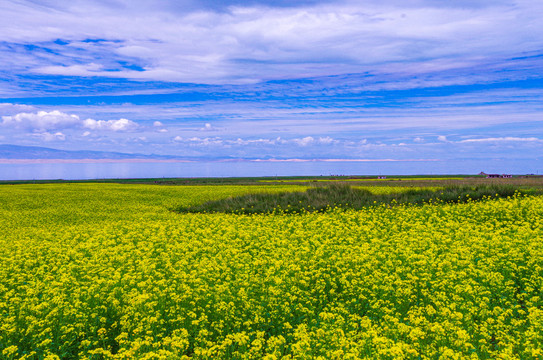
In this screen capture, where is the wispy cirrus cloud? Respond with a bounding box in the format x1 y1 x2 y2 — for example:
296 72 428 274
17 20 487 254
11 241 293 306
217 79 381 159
458 137 541 143
0 103 35 113
1 0 543 86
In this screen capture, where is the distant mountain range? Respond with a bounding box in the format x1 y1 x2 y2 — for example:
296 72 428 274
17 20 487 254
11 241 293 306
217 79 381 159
0 144 179 160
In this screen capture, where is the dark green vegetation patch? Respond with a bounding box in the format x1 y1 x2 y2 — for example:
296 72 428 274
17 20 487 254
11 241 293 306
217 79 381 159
176 184 537 214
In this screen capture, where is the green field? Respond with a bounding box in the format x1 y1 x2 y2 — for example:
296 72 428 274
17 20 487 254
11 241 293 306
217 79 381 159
1 182 543 359
257 178 465 183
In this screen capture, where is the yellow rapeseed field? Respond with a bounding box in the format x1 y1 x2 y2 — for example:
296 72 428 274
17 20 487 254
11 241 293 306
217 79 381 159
1 183 542 359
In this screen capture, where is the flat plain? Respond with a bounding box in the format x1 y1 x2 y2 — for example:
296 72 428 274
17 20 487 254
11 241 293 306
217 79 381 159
1 177 542 359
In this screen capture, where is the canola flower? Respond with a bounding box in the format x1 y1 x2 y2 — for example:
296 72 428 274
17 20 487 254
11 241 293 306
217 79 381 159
0 183 542 359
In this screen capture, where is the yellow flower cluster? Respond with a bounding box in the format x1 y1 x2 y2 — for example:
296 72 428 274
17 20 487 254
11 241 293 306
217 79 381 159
0 184 542 359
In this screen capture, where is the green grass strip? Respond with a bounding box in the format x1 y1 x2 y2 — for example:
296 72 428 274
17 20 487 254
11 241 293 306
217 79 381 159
175 183 539 214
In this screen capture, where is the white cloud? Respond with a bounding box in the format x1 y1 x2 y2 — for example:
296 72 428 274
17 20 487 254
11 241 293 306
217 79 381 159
36 63 104 76
153 121 163 127
82 131 91 136
200 123 214 131
186 137 223 146
0 103 35 113
33 131 66 141
82 118 139 131
230 137 276 145
414 137 424 143
317 136 336 144
2 110 80 130
171 135 341 147
293 136 315 146
158 128 168 133
174 135 224 145
437 135 448 142
291 136 339 146
2 110 139 132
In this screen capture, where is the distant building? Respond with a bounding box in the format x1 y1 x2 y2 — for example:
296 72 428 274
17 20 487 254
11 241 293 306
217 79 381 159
486 174 512 178
377 176 387 179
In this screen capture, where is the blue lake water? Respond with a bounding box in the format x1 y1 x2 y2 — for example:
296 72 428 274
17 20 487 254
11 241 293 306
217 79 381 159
0 159 539 181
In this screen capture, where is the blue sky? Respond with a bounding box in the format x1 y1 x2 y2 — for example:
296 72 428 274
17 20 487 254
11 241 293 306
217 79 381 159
0 0 542 169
